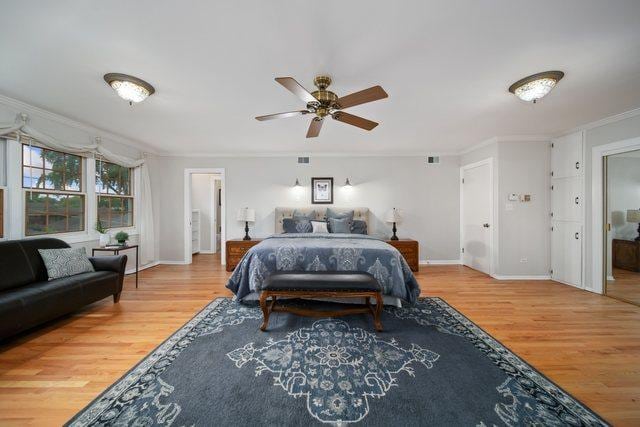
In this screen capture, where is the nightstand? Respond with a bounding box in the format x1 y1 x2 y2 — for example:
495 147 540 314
386 239 419 272
612 239 640 272
226 239 263 272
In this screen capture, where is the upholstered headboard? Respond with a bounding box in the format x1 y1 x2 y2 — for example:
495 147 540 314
274 207 370 234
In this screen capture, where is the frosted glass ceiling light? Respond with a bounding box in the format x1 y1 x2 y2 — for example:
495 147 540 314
104 73 155 105
508 71 564 103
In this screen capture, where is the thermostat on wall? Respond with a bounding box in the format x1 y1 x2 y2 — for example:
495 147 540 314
508 193 519 201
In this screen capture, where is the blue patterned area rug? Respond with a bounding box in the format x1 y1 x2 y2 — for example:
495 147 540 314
67 298 607 426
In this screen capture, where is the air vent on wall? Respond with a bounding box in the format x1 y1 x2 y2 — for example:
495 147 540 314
426 156 440 164
297 156 310 164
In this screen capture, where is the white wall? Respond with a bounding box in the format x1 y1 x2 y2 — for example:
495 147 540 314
191 174 215 252
156 155 461 263
461 140 551 277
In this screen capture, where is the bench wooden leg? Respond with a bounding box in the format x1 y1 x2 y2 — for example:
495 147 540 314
373 293 383 332
113 292 121 303
259 292 271 331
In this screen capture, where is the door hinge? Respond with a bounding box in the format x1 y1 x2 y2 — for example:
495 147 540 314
551 185 554 190
461 247 465 253
550 269 553 275
550 212 554 217
551 143 554 148
551 226 554 231
461 178 464 184
551 171 554 177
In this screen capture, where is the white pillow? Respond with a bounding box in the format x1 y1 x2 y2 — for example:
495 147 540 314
310 220 329 233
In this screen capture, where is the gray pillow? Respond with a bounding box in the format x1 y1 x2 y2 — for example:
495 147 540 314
326 208 354 224
282 218 312 233
38 248 95 280
293 210 315 221
351 219 368 235
328 217 351 233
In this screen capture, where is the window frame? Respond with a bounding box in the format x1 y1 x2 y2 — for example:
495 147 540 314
95 159 135 230
21 143 87 237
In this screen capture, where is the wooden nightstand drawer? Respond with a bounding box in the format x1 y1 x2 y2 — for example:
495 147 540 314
226 239 263 272
386 239 419 272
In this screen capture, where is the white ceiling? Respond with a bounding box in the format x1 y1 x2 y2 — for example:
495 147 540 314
2 1 640 155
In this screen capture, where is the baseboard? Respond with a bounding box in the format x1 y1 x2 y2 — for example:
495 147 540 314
420 259 462 265
607 275 615 281
124 261 160 275
491 274 551 280
158 260 189 265
198 250 217 254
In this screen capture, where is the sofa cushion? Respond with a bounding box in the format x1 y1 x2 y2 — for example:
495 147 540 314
0 271 119 338
0 241 36 292
38 248 94 280
18 238 70 282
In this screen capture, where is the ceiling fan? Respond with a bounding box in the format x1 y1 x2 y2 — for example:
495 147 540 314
255 75 388 138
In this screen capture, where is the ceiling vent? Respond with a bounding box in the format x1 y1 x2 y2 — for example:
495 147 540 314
426 156 440 164
297 156 310 164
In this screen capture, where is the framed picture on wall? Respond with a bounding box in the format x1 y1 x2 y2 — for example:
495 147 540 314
311 177 333 204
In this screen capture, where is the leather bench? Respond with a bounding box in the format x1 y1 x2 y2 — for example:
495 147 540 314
259 271 383 331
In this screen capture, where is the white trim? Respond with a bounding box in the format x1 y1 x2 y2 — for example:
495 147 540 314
492 274 551 280
557 107 640 138
460 157 497 277
591 136 640 294
124 261 159 275
184 168 226 265
157 150 461 158
420 259 462 265
158 260 189 265
459 135 551 155
198 250 215 254
0 93 158 154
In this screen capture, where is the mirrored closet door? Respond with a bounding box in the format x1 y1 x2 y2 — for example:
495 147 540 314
604 149 640 305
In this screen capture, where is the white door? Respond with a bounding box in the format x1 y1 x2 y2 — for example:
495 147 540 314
551 176 582 222
551 132 583 178
462 161 492 274
551 222 582 286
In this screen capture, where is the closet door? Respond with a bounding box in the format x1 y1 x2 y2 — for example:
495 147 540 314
550 131 584 288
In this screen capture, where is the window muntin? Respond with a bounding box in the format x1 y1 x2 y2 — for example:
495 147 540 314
22 144 82 192
96 160 133 228
25 191 85 235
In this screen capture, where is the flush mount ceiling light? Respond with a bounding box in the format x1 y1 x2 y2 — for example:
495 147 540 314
103 73 155 105
508 71 564 103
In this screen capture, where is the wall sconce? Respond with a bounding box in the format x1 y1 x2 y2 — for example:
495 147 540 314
344 178 352 187
294 178 301 187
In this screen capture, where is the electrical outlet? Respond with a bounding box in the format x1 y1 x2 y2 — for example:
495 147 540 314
520 257 528 263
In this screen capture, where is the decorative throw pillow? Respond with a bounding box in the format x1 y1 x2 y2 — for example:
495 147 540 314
326 208 354 224
293 210 315 221
328 217 351 234
282 218 312 233
310 220 329 233
38 248 95 280
351 219 368 235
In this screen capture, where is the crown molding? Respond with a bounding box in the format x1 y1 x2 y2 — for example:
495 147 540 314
155 150 461 158
0 93 158 154
554 107 640 138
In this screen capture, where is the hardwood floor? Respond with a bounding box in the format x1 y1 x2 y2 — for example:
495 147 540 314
1 254 639 426
607 267 640 306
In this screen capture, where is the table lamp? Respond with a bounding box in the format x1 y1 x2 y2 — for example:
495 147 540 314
385 208 402 240
237 207 256 240
627 209 640 241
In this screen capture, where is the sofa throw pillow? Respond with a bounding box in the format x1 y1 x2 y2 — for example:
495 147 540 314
350 219 368 235
38 248 95 280
328 217 351 234
310 220 329 233
282 217 312 233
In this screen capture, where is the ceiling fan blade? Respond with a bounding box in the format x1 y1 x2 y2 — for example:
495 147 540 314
332 111 378 131
306 117 323 138
275 77 318 104
255 110 309 121
336 85 388 109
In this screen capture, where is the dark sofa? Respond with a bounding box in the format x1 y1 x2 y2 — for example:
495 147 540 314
0 238 127 340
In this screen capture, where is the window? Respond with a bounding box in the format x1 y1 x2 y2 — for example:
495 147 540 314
23 144 85 235
96 160 133 228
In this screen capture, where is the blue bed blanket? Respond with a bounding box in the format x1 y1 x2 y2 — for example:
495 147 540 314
226 234 420 303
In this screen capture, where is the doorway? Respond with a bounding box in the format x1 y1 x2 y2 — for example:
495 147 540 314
184 168 225 265
460 158 494 275
604 149 640 306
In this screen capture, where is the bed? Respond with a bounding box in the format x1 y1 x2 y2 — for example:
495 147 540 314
225 207 420 306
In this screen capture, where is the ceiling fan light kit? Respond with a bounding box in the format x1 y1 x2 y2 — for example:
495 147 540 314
256 75 388 138
508 70 564 103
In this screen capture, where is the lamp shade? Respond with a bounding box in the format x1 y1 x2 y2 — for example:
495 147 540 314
627 209 640 223
237 207 256 222
385 208 402 223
